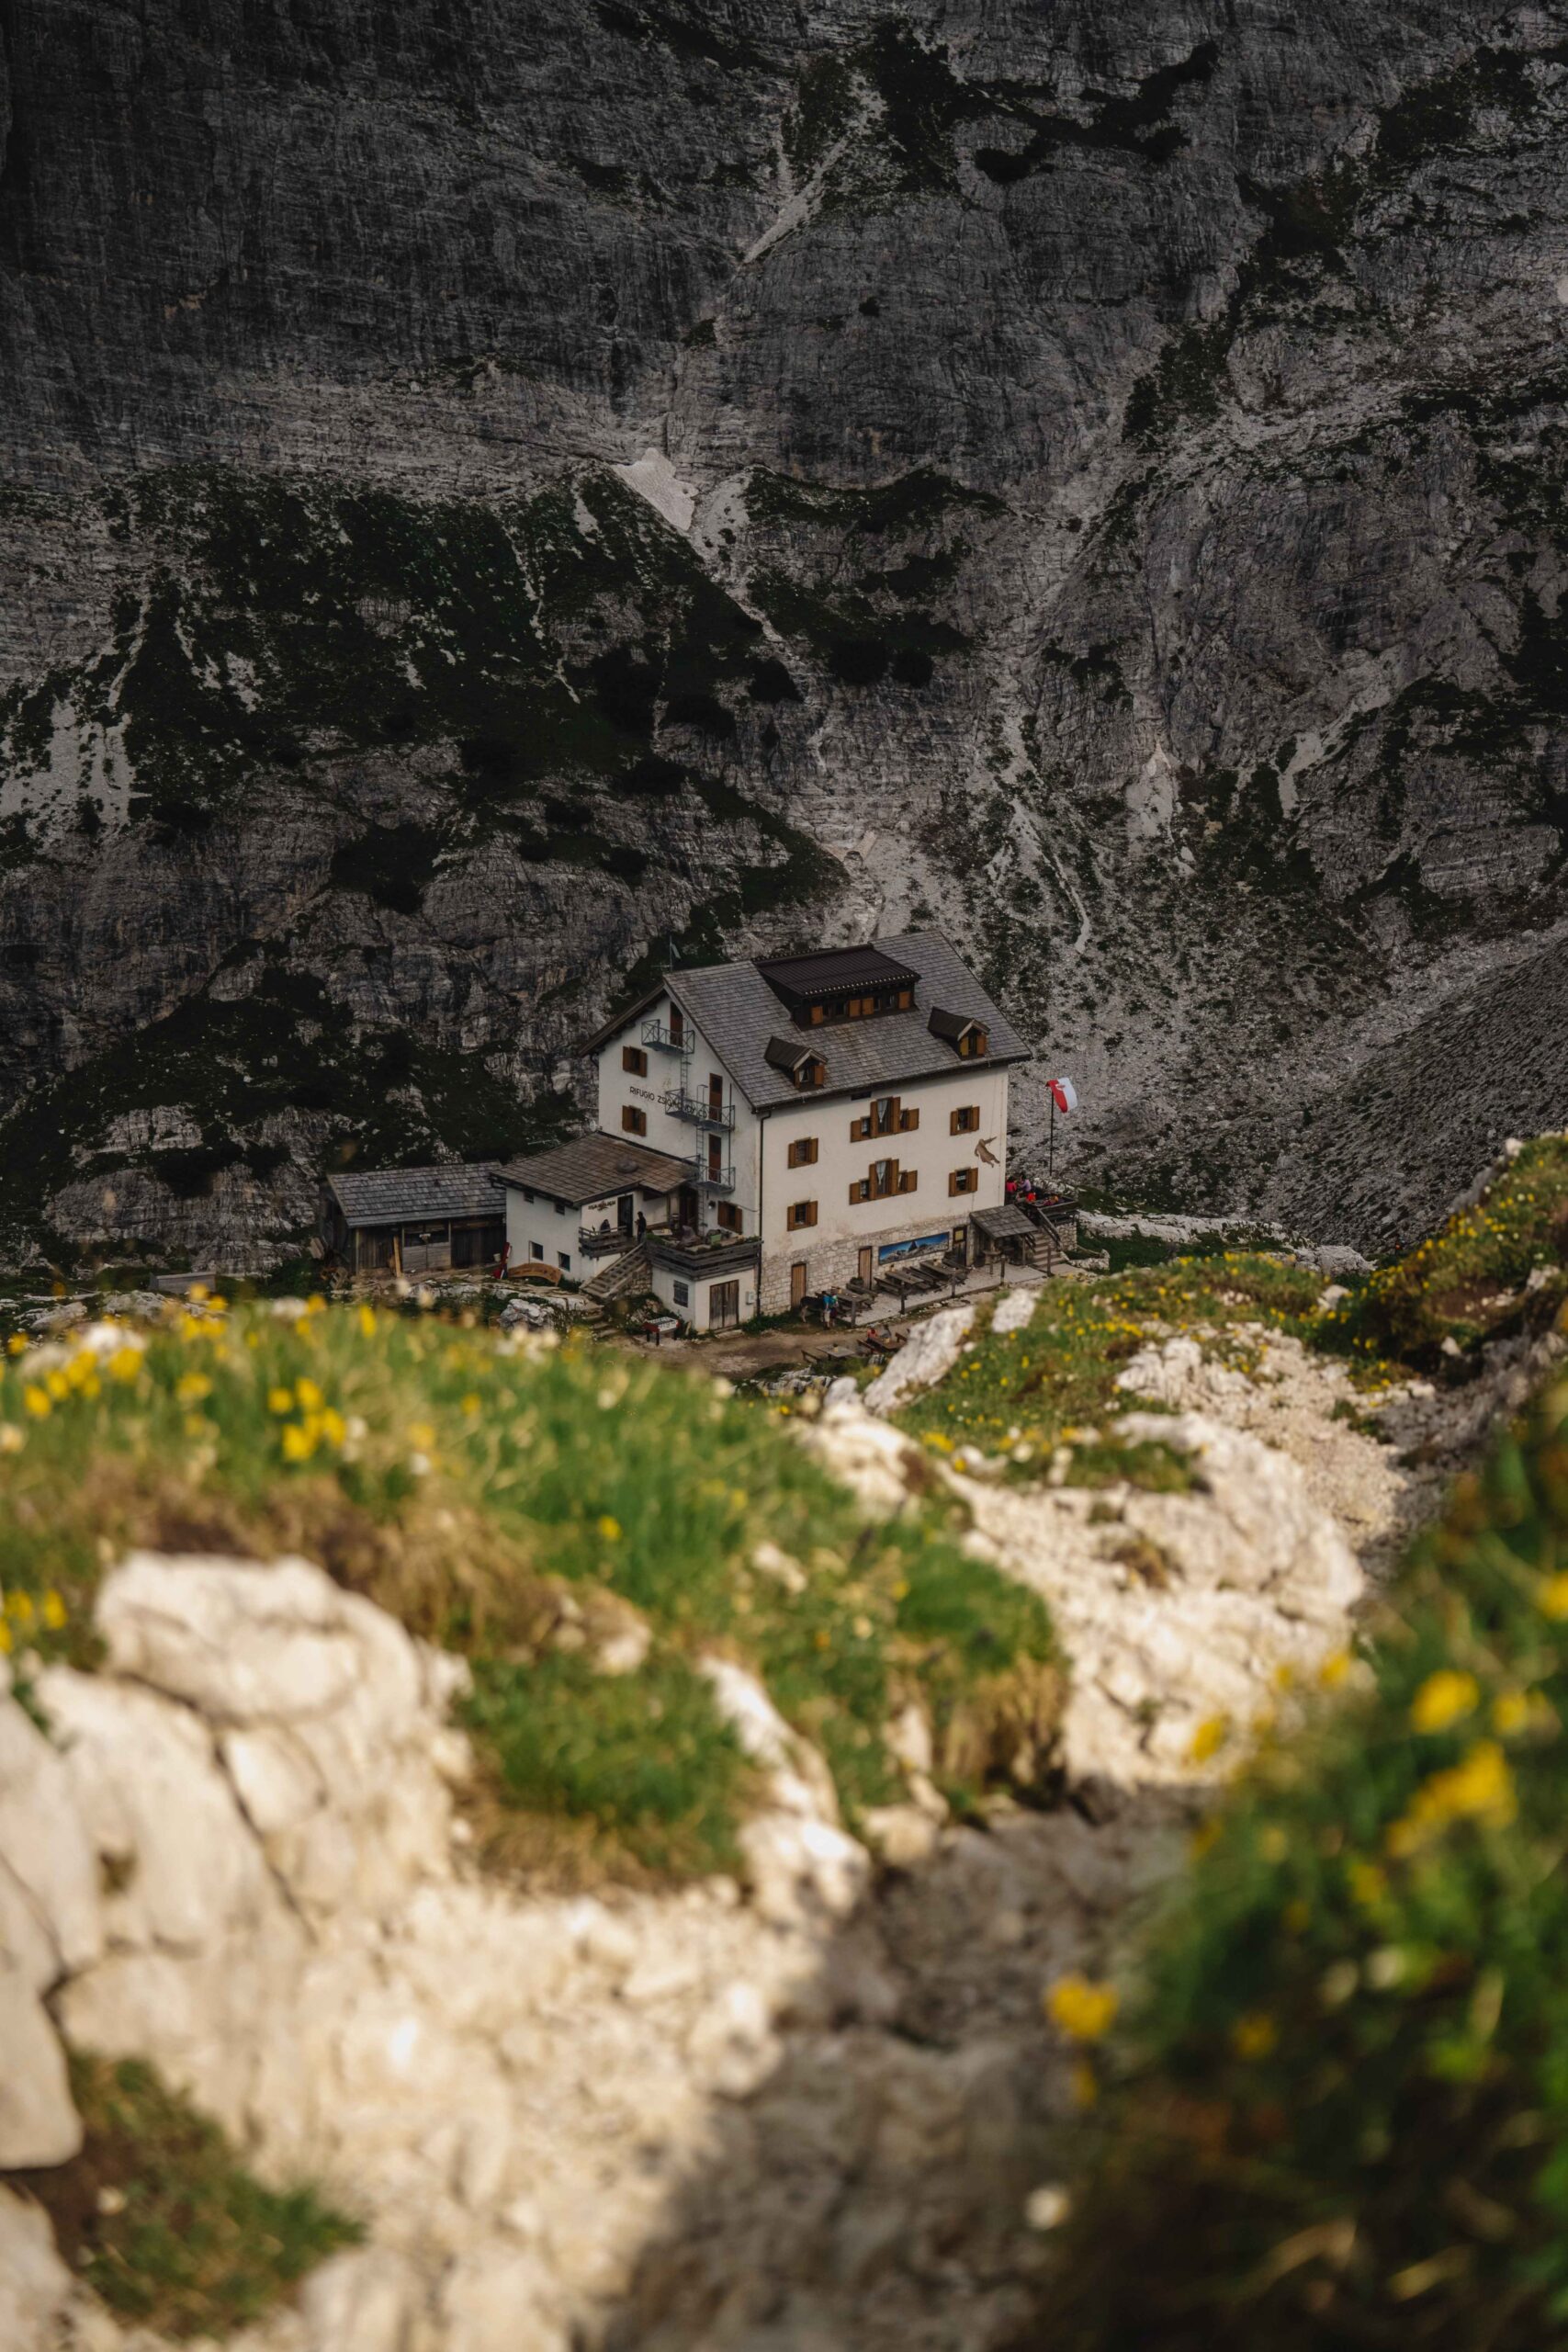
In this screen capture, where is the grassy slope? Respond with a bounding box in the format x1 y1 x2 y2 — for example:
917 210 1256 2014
0 1298 1055 1880
1026 1140 1568 2351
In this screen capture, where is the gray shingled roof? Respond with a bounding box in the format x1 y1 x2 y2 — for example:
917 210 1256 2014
327 1164 506 1227
496 1134 693 1206
667 931 1029 1110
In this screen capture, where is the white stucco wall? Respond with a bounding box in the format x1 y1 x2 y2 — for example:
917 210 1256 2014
595 996 762 1234
755 1062 1010 1311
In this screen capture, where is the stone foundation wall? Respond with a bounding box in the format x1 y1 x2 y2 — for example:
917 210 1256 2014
759 1213 968 1315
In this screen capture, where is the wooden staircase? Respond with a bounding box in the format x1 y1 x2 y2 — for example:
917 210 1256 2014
581 1238 650 1307
1018 1206 1066 1273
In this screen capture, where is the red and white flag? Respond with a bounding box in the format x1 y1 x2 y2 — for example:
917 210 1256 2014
1047 1076 1078 1115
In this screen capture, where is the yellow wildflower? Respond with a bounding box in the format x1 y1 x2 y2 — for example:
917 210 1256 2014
109 1345 144 1384
1348 1859 1386 1907
296 1376 323 1411
321 1407 346 1448
280 1422 316 1463
1069 2061 1100 2109
1411 1669 1480 1736
1231 2012 1278 2061
44 1370 70 1401
41 1592 66 1631
1044 1974 1120 2042
1318 1649 1353 1689
0 1623 10 1656
1492 1690 1532 1737
22 1385 51 1418
267 1387 295 1415
175 1373 212 1406
357 1304 378 1338
1537 1573 1568 1621
6 1333 28 1356
1386 1738 1517 1858
1188 1713 1230 1765
461 1392 481 1416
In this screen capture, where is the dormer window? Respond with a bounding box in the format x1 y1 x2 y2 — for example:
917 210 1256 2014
929 1006 988 1058
757 946 919 1029
765 1035 826 1090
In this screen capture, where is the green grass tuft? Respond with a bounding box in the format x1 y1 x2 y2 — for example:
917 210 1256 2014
461 1649 752 1880
4 2053 358 2339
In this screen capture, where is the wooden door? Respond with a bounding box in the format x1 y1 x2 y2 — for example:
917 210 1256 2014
710 1279 740 1330
707 1132 722 1180
708 1071 724 1118
857 1248 874 1286
790 1261 808 1310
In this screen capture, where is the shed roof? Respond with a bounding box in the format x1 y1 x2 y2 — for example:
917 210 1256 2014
668 931 1029 1111
496 1134 692 1206
327 1164 506 1227
971 1204 1036 1241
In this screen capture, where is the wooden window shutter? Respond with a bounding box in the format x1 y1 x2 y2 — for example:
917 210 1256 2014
951 1104 978 1135
850 1114 869 1143
622 1045 648 1076
787 1199 818 1230
788 1136 818 1168
622 1105 647 1136
898 1169 917 1193
898 1105 919 1131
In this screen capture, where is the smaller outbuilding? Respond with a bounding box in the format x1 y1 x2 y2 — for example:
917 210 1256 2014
496 1134 694 1283
322 1164 507 1276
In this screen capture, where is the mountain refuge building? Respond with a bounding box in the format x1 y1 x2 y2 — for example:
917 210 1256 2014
497 933 1031 1331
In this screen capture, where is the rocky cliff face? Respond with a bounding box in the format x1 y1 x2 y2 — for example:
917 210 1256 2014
4 1 1568 1261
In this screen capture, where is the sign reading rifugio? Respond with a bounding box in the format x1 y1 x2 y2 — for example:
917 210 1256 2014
878 1232 949 1262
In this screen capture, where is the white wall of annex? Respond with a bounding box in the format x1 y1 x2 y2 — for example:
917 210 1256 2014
504 1188 580 1273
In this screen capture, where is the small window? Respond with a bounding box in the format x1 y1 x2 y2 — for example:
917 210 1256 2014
622 1104 648 1136
672 1280 690 1307
809 1002 825 1025
623 1045 649 1076
897 988 912 1009
795 1056 825 1090
949 1167 977 1196
558 1250 571 1271
788 1136 818 1167
556 1198 566 1214
849 1179 869 1204
522 1187 535 1202
951 1104 979 1135
958 1024 988 1058
530 1241 544 1261
786 1200 818 1230
898 1170 918 1193
716 1201 742 1233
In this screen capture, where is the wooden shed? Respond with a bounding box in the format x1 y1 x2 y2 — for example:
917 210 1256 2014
322 1164 507 1276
